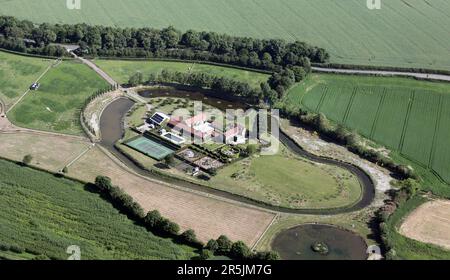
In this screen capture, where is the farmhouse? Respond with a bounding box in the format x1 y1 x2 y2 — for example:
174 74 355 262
168 113 247 144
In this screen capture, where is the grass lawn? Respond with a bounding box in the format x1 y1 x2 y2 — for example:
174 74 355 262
8 60 109 135
0 51 53 108
94 59 269 88
210 142 362 209
281 74 450 189
2 0 450 70
0 158 196 260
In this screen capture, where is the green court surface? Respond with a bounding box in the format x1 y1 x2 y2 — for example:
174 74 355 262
125 136 175 160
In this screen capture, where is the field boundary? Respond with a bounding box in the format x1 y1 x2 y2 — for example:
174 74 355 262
0 48 72 60
428 95 443 169
91 56 274 75
312 63 450 77
342 87 358 124
369 88 387 139
398 91 415 152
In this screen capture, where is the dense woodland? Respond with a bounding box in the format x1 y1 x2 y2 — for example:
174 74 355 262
0 16 329 70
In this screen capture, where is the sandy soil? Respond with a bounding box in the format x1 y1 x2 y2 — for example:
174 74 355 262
69 146 276 245
399 199 450 250
281 119 394 206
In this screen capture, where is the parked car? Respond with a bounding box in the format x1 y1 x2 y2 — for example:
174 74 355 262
30 83 40 90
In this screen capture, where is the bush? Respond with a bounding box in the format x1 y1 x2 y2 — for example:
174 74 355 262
180 229 201 246
144 210 163 229
216 235 233 255
9 245 24 254
205 239 219 253
94 176 113 192
22 154 33 165
199 249 213 260
253 251 280 260
230 241 252 259
160 218 180 235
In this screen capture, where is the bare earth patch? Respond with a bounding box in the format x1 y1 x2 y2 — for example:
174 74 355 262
399 199 450 250
0 131 91 171
69 146 275 245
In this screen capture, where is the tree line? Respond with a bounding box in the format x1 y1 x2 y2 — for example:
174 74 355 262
93 176 279 260
129 65 309 104
0 15 329 71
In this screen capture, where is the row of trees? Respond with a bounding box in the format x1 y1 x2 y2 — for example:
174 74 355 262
0 16 329 71
129 65 309 105
375 179 420 260
93 176 278 260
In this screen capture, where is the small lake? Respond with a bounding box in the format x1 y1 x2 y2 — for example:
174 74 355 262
137 86 247 111
272 224 368 260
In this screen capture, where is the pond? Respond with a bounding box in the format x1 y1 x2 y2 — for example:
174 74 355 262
272 224 368 260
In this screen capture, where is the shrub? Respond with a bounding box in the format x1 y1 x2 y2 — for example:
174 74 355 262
9 245 24 254
94 176 113 192
253 251 280 260
22 154 33 165
180 229 200 246
199 249 213 260
144 210 163 229
160 219 180 235
205 239 219 253
216 235 233 255
230 241 252 259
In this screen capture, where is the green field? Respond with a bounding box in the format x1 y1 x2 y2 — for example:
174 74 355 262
0 159 195 260
8 60 109 135
210 142 362 209
1 0 450 70
283 74 450 187
94 59 269 88
0 51 52 108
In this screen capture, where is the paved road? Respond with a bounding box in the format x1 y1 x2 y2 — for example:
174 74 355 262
312 67 450 82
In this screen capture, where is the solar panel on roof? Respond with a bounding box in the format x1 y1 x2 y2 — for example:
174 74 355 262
149 113 167 125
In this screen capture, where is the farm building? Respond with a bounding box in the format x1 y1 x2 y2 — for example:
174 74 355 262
168 113 246 144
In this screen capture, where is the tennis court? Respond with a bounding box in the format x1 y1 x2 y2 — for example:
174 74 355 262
125 136 175 160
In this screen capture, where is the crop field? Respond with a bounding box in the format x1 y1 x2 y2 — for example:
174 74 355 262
284 74 450 184
1 0 450 70
7 60 109 135
94 59 269 88
0 159 196 260
0 51 52 108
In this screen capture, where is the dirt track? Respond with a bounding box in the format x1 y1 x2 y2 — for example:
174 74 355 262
400 199 450 250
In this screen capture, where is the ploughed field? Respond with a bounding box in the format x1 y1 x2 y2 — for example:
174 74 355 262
283 74 450 192
1 0 450 70
0 159 196 260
